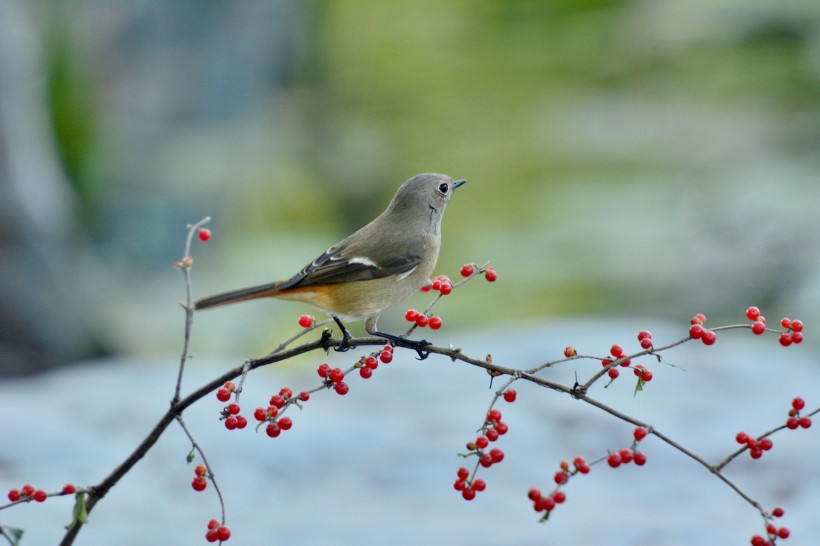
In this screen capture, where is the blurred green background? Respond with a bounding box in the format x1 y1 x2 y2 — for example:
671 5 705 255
2 0 819 374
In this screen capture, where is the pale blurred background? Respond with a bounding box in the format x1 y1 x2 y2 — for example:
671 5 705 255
1 1 819 545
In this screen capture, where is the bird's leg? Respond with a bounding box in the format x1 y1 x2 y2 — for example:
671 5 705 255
331 316 354 352
371 330 432 360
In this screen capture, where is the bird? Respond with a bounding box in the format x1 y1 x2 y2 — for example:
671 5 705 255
194 173 466 357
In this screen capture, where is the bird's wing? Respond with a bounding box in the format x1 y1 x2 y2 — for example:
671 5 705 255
277 243 421 289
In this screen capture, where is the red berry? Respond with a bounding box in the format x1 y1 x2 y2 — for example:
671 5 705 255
484 267 497 282
224 416 238 430
750 448 763 459
439 282 453 295
701 330 717 345
317 363 331 378
206 529 218 543
771 506 784 518
329 368 345 383
198 228 212 242
453 479 465 491
62 484 76 495
792 397 805 411
227 403 240 415
253 407 268 421
777 527 790 539
633 451 647 466
746 306 761 321
265 422 281 437
428 316 443 330
640 369 653 382
750 535 766 546
527 488 541 502
379 350 393 363
216 387 231 402
278 416 293 430
359 366 373 379
473 478 486 492
235 415 248 429
639 337 653 349
297 314 314 328
759 438 773 451
490 448 504 463
637 330 652 341
792 331 803 344
7 489 20 502
564 346 577 357
415 313 429 327
192 476 207 491
786 416 799 429
634 427 648 441
485 428 499 442
610 344 624 358
405 309 418 322
299 391 310 402
554 471 569 485
503 389 517 403
608 368 619 379
21 484 34 496
689 323 705 339
33 489 47 502
790 319 803 333
766 523 777 535
552 490 567 503
799 416 812 428
751 321 766 335
736 431 749 444
334 381 349 395
476 435 489 449
619 448 634 464
607 452 621 468
479 454 493 467
363 356 379 370
779 333 792 347
457 467 470 480
462 487 476 501
208 519 219 530
279 387 292 399
460 264 475 277
780 317 791 329
216 525 231 541
691 313 707 325
536 496 556 512
269 395 285 408
195 464 207 477
419 283 431 293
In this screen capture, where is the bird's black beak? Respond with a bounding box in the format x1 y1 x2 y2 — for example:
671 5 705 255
453 179 467 190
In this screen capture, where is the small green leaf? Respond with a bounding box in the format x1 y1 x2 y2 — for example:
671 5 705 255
65 492 88 531
1 525 25 546
186 447 196 463
633 378 646 397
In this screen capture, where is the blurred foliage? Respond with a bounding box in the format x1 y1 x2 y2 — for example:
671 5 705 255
4 0 818 366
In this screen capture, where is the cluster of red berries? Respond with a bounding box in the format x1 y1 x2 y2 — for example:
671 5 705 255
529 427 648 520
459 263 498 282
404 309 442 330
420 274 455 295
745 307 804 346
750 507 789 545
453 467 487 501
253 388 304 438
317 363 349 395
785 396 812 430
603 344 653 383
454 408 509 501
297 314 314 328
191 464 208 492
356 351 388 379
205 519 231 543
734 431 774 460
6 483 75 503
222 402 248 431
197 228 212 242
688 313 717 345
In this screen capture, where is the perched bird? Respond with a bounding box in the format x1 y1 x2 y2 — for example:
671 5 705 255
195 173 466 356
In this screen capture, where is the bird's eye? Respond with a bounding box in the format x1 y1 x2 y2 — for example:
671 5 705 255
438 182 449 194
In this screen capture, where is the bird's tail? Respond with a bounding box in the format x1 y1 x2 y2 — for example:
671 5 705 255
194 282 281 310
